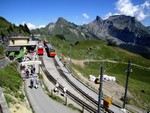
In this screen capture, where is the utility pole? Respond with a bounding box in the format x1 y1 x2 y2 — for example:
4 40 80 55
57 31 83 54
98 66 104 113
123 60 131 109
70 45 72 74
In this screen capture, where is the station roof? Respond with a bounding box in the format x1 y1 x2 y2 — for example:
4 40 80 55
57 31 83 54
9 41 37 47
9 36 30 40
6 46 21 52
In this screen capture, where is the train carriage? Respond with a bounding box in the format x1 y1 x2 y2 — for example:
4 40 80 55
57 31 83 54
45 43 56 57
37 44 44 55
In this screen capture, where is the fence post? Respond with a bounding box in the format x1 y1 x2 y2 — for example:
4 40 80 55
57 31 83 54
51 89 53 96
0 104 3 113
98 66 104 113
65 96 67 106
82 106 84 113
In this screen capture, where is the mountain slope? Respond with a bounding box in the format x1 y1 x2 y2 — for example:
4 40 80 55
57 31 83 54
84 15 150 47
0 16 31 47
147 26 150 32
0 17 11 28
32 17 99 43
0 16 30 37
31 15 150 59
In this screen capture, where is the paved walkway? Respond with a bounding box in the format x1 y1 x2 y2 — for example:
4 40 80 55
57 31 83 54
22 51 79 113
25 75 78 113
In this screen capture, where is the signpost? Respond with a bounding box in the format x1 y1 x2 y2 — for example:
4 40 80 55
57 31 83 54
70 45 72 74
98 66 104 113
122 60 131 111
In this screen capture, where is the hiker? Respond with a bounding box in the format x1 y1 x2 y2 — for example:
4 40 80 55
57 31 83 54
26 69 29 77
34 78 39 89
30 78 34 88
54 82 59 92
33 66 36 74
59 57 62 61
64 61 66 67
63 86 67 96
31 68 33 75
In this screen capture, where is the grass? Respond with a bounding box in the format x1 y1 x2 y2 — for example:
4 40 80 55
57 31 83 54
68 103 82 113
4 94 15 105
0 62 22 93
0 61 24 108
39 73 66 104
47 36 150 111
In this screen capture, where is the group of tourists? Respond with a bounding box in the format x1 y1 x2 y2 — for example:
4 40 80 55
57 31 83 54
53 82 67 96
24 65 36 78
30 77 39 89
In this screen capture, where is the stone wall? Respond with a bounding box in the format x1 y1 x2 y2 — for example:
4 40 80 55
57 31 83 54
0 57 10 70
0 88 10 113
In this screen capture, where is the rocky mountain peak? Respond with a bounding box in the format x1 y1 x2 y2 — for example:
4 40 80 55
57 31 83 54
56 17 69 25
96 16 102 21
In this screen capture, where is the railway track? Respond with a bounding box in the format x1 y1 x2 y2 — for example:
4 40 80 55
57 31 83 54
53 58 114 113
53 58 98 106
39 57 98 113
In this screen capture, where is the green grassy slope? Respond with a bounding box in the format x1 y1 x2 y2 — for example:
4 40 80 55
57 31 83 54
48 35 150 110
0 16 30 37
0 62 23 105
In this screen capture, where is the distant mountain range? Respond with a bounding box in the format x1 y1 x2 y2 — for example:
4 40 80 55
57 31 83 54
84 15 150 47
32 17 99 42
0 15 149 58
31 15 150 58
32 15 150 47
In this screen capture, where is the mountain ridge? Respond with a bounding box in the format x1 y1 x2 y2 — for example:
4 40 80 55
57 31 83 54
31 15 150 58
84 15 150 47
32 15 150 47
32 17 99 42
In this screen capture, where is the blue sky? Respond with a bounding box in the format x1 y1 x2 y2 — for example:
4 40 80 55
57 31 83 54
0 0 150 29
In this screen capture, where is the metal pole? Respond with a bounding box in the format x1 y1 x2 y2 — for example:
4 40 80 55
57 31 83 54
70 45 72 74
123 60 131 109
98 66 104 113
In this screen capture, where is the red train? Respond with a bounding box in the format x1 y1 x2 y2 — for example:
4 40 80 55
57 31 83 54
37 44 44 55
44 41 56 57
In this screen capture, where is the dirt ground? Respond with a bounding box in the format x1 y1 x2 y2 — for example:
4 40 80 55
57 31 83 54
7 86 32 113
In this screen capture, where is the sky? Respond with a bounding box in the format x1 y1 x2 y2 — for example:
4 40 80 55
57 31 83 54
0 0 150 29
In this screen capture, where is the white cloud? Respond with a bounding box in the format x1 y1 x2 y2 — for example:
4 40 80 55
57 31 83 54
82 13 90 19
21 22 46 30
115 0 139 16
37 25 46 28
26 23 36 30
115 0 150 21
103 12 113 19
141 0 150 9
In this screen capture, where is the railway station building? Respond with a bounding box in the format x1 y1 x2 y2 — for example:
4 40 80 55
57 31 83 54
5 36 37 60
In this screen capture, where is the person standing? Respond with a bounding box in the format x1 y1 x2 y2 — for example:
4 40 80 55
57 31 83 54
63 86 67 96
26 69 29 78
54 82 59 92
33 66 36 74
35 77 39 89
30 78 34 88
